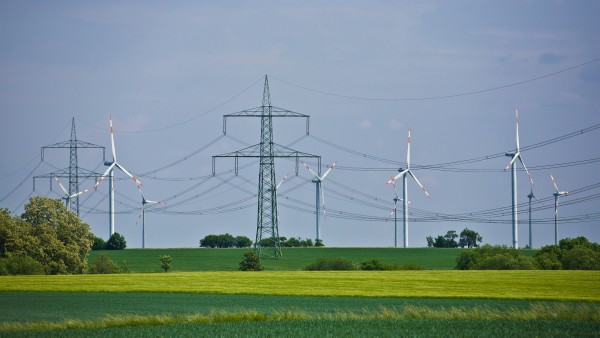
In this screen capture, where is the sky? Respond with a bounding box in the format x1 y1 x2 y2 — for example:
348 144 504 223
1 0 599 249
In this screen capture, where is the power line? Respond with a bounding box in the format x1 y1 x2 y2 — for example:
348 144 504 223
271 58 600 101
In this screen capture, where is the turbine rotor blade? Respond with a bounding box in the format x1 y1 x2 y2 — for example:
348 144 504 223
135 209 143 225
93 163 116 190
320 161 337 181
515 109 520 151
408 170 431 199
551 174 559 193
321 185 326 220
115 163 143 188
53 176 69 196
518 155 533 185
386 169 408 185
276 175 288 190
392 180 399 199
406 129 411 168
109 115 117 162
70 189 89 198
301 161 320 179
504 153 518 171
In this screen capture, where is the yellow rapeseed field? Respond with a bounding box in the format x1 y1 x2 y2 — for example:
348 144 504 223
1 270 598 301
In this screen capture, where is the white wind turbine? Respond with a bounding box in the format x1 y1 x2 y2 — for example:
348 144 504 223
551 174 569 245
135 190 161 249
302 161 336 242
275 175 288 224
53 175 89 211
386 129 430 248
504 109 534 249
388 180 410 248
93 115 143 237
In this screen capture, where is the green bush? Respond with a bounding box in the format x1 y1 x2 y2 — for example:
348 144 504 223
534 237 600 270
0 255 46 275
397 263 425 270
535 252 562 270
89 254 120 274
238 251 263 271
305 257 355 271
360 258 387 270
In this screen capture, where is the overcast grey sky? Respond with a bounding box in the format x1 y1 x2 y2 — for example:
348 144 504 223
1 1 599 249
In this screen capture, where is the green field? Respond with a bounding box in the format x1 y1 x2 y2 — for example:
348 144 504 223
87 247 470 271
2 248 598 336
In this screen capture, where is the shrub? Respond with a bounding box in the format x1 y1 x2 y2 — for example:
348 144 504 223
92 236 106 250
238 251 263 271
561 246 600 270
360 258 387 270
89 254 120 274
397 263 425 270
105 232 126 250
315 239 325 247
305 257 356 271
456 244 537 270
158 255 172 272
535 252 562 270
0 255 46 275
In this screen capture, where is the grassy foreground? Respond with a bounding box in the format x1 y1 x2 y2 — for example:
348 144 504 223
1 270 598 301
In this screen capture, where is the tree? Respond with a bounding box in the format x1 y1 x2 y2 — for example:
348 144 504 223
92 236 106 250
315 239 324 247
0 197 94 274
458 228 482 248
105 232 127 250
238 251 263 271
200 234 247 248
426 236 434 248
300 238 314 247
456 244 537 270
285 237 301 247
158 255 172 272
234 236 253 248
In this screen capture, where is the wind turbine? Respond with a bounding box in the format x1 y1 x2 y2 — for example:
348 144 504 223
504 109 533 249
135 190 161 249
526 186 542 248
275 175 288 224
551 174 568 245
302 161 336 242
388 180 410 248
93 115 143 237
386 129 430 248
53 175 89 211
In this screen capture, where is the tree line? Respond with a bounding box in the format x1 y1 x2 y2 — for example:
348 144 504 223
199 234 323 248
426 228 482 248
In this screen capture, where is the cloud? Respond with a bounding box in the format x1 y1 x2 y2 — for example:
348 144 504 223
388 118 402 130
360 119 372 129
538 52 565 64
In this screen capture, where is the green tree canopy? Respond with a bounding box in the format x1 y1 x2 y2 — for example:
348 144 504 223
458 228 483 248
0 197 94 274
105 232 127 250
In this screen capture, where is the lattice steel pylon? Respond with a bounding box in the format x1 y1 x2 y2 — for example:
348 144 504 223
36 118 105 216
213 75 320 258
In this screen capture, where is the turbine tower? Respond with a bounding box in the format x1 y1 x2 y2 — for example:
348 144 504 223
551 174 568 245
135 190 161 249
504 109 533 249
386 129 430 248
527 187 537 248
302 161 336 242
93 115 143 237
388 180 409 248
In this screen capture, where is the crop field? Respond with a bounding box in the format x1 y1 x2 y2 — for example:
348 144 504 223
86 247 474 271
2 249 598 336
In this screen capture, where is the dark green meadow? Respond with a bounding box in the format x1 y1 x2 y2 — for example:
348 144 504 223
88 247 468 272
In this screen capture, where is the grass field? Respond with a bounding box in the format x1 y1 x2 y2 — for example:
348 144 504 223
1 270 598 301
87 247 474 271
2 248 597 336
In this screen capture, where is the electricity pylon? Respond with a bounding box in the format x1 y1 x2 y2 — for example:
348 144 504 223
213 75 320 258
35 118 105 216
